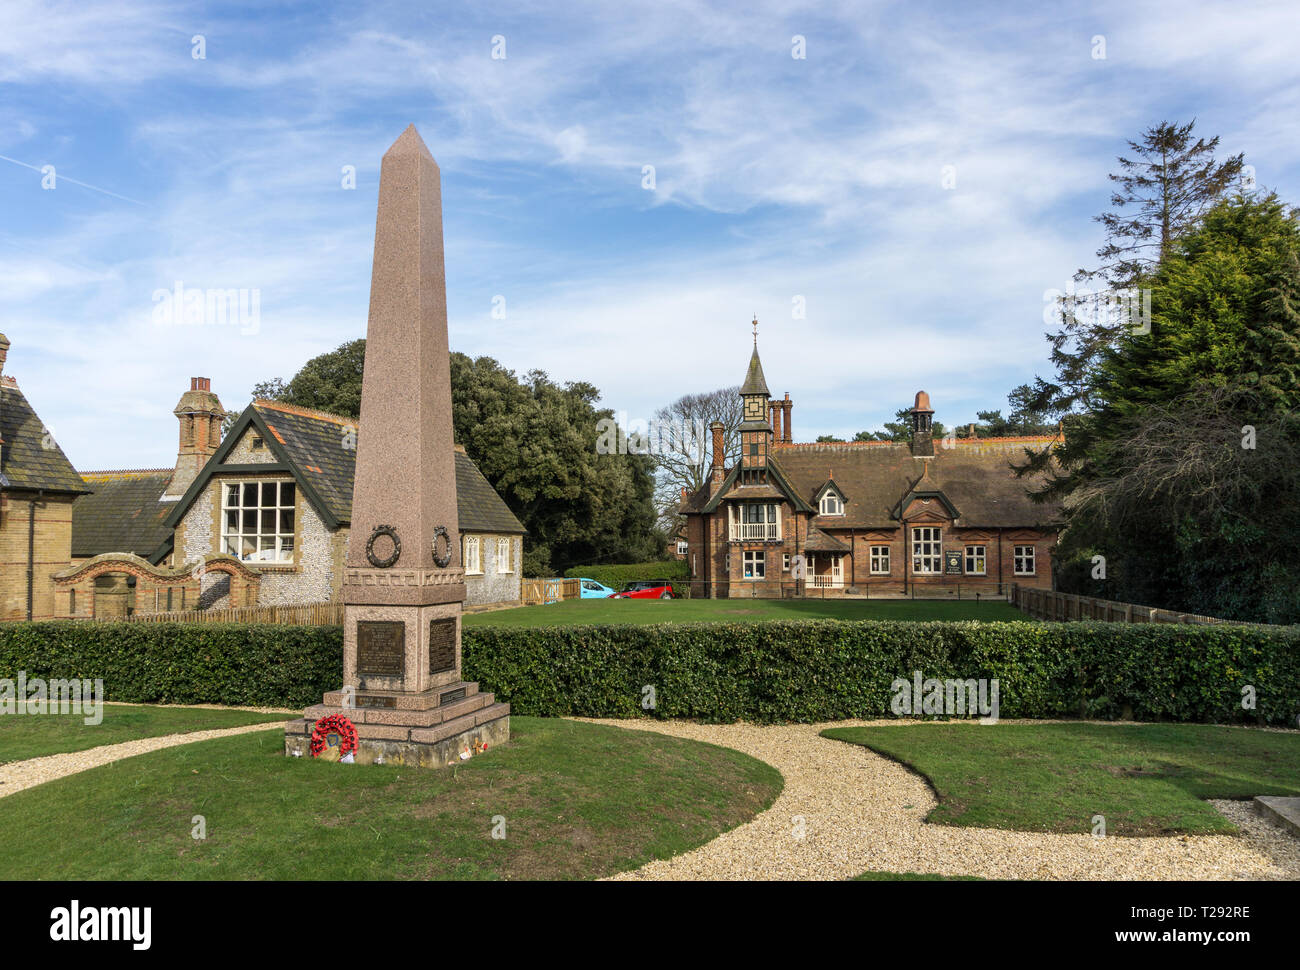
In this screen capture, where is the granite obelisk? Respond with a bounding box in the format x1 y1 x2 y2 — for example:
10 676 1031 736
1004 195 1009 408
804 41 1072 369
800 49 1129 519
285 125 510 766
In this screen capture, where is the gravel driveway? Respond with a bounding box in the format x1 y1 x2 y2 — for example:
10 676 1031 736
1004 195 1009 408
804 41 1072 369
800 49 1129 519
0 722 285 800
588 718 1300 881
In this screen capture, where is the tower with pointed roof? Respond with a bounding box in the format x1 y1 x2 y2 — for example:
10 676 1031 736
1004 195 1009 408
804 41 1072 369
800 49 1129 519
738 317 773 478
676 329 1065 599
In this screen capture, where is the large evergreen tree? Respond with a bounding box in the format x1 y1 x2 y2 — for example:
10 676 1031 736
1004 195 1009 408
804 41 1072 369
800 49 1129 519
1040 193 1300 621
1036 121 1245 418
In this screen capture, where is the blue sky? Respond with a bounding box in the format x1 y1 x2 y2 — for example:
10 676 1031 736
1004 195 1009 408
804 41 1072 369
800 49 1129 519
2 0 1298 469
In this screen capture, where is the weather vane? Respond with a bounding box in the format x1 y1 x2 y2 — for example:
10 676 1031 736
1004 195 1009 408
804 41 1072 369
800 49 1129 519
752 315 758 344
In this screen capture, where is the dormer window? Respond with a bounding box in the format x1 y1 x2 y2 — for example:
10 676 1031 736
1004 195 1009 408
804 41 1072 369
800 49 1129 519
819 489 844 516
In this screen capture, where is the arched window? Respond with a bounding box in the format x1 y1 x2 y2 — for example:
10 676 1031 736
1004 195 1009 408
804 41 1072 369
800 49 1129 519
819 490 843 516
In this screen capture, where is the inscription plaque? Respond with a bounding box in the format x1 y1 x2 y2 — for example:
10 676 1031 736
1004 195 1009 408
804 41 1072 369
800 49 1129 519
429 618 457 674
440 687 466 705
357 621 405 678
356 695 397 709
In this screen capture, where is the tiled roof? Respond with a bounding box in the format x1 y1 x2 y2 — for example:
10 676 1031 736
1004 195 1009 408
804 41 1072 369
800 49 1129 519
251 402 525 534
0 378 90 495
740 345 770 397
73 470 174 558
682 435 1064 529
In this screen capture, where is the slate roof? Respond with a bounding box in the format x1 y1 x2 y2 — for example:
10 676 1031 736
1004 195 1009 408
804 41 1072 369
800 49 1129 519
740 345 770 397
682 436 1064 530
247 401 525 534
0 377 90 495
72 470 174 558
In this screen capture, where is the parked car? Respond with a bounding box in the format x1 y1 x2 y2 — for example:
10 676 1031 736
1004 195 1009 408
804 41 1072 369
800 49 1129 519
578 578 616 599
609 580 675 600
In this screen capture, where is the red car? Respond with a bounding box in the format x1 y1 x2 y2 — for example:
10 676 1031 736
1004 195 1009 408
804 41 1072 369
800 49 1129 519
608 580 675 599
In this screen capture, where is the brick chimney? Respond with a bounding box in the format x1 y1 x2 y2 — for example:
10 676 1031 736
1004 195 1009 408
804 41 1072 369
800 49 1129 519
781 392 792 443
164 377 225 499
909 390 934 457
709 420 726 494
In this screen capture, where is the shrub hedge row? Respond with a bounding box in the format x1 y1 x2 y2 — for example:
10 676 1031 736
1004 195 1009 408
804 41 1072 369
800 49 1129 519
463 620 1300 725
1 619 1296 725
0 622 342 709
562 560 690 596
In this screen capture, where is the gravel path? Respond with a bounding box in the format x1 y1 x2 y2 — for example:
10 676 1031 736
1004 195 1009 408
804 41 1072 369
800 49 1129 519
0 722 285 800
588 718 1300 881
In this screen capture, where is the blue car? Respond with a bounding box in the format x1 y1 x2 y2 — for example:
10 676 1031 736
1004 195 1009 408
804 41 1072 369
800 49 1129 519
578 578 615 599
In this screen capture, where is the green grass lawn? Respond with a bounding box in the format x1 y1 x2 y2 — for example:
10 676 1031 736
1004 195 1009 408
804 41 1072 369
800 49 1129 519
465 597 1028 628
0 704 290 765
822 723 1300 836
0 716 781 880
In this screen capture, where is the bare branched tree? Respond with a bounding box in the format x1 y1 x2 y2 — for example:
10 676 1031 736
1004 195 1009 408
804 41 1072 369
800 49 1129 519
1068 384 1300 544
651 386 741 534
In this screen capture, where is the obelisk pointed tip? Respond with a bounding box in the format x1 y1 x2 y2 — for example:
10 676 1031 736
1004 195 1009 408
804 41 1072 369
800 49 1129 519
385 124 436 163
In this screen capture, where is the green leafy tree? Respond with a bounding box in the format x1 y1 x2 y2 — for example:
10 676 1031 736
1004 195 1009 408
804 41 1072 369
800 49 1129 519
1034 193 1300 620
857 409 947 442
1036 121 1245 419
255 341 663 576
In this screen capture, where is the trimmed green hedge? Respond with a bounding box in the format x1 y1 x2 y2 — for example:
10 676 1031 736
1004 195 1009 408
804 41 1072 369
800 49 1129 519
563 560 690 597
0 619 1296 725
463 620 1300 725
0 622 342 709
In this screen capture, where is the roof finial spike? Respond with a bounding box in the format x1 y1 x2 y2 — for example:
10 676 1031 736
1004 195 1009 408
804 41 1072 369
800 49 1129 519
752 315 758 345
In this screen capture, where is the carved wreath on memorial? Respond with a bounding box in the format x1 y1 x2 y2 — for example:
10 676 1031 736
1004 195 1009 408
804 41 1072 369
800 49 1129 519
366 525 401 568
309 714 358 759
431 525 452 568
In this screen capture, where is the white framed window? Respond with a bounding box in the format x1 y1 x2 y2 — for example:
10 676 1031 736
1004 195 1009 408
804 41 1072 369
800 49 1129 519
464 535 482 574
870 545 890 575
965 545 986 575
782 553 791 572
743 550 765 579
1014 545 1036 575
911 527 942 574
496 537 512 573
676 540 689 555
819 490 844 516
222 480 295 563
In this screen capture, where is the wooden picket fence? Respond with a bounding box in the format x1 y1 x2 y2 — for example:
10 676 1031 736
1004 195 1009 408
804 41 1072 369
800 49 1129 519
521 577 580 606
1010 584 1239 625
124 601 345 626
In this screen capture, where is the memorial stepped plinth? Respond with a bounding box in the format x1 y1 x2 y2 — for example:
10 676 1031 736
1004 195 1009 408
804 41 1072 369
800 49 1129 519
285 681 510 766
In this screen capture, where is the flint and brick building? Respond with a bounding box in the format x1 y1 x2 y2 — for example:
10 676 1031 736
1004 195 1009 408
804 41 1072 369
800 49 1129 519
679 338 1063 598
58 375 524 618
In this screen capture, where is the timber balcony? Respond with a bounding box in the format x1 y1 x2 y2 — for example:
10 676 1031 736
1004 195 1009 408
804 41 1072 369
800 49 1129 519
730 522 781 541
809 575 844 588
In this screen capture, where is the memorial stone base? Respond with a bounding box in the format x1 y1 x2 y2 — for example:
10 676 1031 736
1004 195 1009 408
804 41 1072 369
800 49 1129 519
285 680 510 767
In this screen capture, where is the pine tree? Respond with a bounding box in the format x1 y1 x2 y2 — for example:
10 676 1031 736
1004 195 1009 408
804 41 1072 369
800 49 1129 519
1036 121 1245 419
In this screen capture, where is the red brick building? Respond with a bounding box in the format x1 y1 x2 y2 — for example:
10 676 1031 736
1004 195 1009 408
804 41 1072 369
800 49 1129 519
679 337 1063 598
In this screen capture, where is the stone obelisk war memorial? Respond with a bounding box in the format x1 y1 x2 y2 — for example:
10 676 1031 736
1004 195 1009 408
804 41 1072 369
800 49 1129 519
285 125 510 766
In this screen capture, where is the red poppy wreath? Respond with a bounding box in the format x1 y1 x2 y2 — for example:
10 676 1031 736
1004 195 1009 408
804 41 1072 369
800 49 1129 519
309 714 359 759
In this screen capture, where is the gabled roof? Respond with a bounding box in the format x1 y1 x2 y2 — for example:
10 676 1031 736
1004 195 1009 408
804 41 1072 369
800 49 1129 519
73 470 174 559
811 479 848 505
694 457 814 515
163 401 525 536
683 436 1064 529
0 378 91 496
770 437 1063 528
